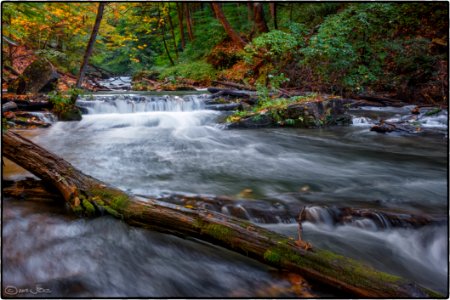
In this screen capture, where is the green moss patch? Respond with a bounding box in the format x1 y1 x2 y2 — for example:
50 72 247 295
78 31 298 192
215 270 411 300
264 249 282 263
202 224 234 241
90 187 130 211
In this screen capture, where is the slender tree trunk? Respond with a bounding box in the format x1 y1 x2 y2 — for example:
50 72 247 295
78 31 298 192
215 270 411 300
158 5 174 66
184 3 194 41
211 3 247 49
253 3 269 33
247 2 253 22
7 14 14 67
176 3 185 49
269 3 278 30
76 2 106 89
2 130 441 299
166 3 179 60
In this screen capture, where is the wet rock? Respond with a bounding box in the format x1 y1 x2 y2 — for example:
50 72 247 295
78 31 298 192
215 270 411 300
370 122 397 133
206 103 242 111
227 114 273 129
15 58 59 94
59 107 82 121
371 121 419 134
76 105 89 114
2 101 18 112
370 106 447 134
228 98 352 129
411 106 420 114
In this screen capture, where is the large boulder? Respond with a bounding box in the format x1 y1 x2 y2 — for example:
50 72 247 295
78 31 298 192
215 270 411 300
16 58 59 94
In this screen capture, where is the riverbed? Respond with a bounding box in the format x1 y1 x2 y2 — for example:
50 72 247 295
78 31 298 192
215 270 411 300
3 92 448 297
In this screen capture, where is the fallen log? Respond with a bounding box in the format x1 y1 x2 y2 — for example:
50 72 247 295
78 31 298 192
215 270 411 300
1 131 441 298
353 94 406 107
1 95 52 111
209 88 257 99
211 80 256 91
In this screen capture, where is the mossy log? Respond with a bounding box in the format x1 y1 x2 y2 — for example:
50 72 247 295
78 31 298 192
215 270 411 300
2 131 441 298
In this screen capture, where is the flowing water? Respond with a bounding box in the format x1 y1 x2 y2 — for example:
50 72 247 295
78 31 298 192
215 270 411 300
3 92 448 297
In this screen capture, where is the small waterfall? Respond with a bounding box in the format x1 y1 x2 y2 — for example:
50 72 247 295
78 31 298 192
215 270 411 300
21 112 57 124
90 76 132 91
76 94 207 114
351 116 374 126
418 109 448 129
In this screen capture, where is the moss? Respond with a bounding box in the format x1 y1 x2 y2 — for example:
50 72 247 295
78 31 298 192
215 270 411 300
89 187 130 219
312 249 401 284
102 206 122 218
420 287 444 298
81 198 96 216
71 203 83 214
203 224 233 241
192 218 205 229
424 108 441 116
262 243 405 293
90 187 130 211
264 249 282 263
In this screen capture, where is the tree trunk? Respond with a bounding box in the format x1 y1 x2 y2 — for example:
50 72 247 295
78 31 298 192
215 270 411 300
176 3 185 49
211 3 247 49
75 2 106 89
1 131 441 298
158 5 174 66
269 3 278 29
166 3 179 60
246 2 252 20
184 3 194 41
253 3 269 33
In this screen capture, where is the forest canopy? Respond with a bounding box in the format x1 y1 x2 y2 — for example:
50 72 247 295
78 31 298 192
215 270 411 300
2 2 448 103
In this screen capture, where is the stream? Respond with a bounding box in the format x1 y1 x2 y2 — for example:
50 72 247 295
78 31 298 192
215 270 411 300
2 91 448 297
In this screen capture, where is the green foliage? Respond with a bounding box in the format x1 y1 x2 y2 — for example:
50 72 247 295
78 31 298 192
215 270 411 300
48 91 72 115
244 24 308 85
157 60 217 82
301 3 448 94
227 92 321 124
48 88 82 116
247 30 302 57
255 72 289 102
3 2 447 103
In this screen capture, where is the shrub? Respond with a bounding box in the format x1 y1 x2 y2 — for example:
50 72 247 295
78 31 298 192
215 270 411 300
157 60 217 82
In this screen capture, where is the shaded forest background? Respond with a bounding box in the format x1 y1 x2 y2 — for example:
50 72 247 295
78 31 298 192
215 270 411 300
2 2 448 104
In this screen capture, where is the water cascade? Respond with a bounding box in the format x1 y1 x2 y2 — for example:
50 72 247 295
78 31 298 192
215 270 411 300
3 91 448 296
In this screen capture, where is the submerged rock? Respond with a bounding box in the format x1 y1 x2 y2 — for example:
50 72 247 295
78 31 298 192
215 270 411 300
370 106 447 134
